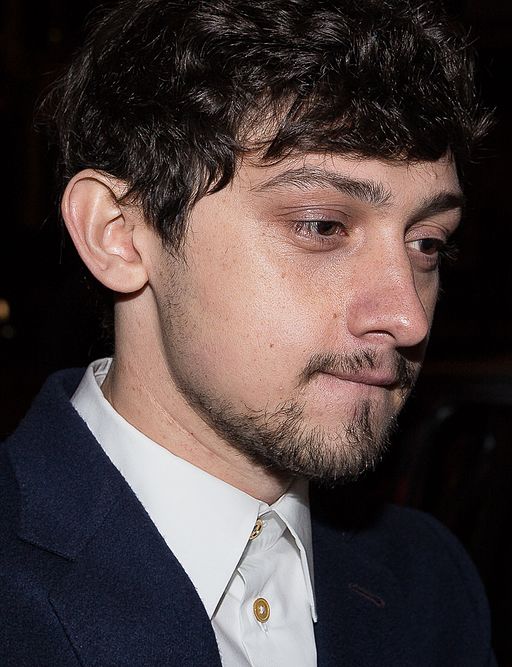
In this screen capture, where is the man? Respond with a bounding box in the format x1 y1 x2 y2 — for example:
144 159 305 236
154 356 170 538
0 0 495 664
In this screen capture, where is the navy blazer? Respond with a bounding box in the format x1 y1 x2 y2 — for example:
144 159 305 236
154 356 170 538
0 370 496 666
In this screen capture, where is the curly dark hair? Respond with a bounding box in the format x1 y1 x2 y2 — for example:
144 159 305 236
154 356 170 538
47 0 490 252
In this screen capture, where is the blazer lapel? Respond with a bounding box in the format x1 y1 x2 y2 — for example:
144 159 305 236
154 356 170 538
311 490 416 667
48 484 221 666
8 370 221 666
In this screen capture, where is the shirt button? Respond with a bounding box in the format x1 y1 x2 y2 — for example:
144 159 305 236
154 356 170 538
249 518 264 540
253 597 271 623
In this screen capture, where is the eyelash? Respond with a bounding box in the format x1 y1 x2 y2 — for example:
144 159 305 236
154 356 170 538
408 238 459 269
436 240 458 264
292 220 346 245
292 220 459 267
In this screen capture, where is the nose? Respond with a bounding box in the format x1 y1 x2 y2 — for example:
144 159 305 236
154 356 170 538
346 249 433 349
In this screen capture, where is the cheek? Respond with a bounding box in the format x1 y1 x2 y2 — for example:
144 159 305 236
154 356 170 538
415 271 440 324
173 243 327 406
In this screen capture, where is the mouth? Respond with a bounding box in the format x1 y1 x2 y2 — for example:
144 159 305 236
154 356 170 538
319 370 398 389
301 351 418 396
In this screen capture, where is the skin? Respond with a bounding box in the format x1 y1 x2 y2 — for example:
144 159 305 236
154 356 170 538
62 152 462 504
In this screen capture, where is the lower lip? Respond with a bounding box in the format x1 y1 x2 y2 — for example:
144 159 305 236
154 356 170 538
302 373 398 420
317 372 384 390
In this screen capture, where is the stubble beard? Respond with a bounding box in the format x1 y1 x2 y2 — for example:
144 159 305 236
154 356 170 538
188 394 395 484
171 350 419 486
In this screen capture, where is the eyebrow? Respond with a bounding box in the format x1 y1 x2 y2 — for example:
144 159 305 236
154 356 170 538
408 191 465 224
254 166 392 206
254 165 465 221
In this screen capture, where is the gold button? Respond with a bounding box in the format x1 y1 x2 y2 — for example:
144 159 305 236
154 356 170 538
249 518 263 540
253 597 270 623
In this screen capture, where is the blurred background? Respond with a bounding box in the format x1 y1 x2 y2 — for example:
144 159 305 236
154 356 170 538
1 0 511 663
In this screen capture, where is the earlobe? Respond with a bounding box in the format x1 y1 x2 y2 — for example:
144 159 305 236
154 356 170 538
61 169 149 293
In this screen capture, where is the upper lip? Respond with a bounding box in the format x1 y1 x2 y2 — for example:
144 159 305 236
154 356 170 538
321 370 398 387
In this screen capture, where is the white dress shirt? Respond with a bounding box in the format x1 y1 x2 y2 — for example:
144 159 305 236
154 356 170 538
71 358 318 666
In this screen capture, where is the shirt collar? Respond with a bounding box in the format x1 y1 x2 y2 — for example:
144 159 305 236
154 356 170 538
273 480 318 621
72 358 316 620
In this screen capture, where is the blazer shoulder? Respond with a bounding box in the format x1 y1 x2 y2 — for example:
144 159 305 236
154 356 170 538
374 504 483 581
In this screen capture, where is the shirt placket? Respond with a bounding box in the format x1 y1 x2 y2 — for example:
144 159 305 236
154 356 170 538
237 511 286 665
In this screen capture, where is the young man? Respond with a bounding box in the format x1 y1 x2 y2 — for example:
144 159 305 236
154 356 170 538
0 0 495 664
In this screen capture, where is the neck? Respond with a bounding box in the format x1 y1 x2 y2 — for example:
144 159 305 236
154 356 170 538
101 344 291 505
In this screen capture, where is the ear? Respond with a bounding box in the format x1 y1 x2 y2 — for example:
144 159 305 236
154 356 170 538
61 169 149 293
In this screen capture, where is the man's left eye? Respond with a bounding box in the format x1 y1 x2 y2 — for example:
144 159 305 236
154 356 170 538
408 237 445 255
406 236 458 271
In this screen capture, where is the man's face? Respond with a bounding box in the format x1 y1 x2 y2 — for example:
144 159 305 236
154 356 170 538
148 153 462 483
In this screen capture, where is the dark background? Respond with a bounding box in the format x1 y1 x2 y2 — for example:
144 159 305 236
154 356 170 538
1 0 511 663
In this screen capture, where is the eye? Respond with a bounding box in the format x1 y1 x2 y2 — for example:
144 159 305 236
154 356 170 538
309 221 340 236
292 219 347 248
409 237 444 255
406 237 458 270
